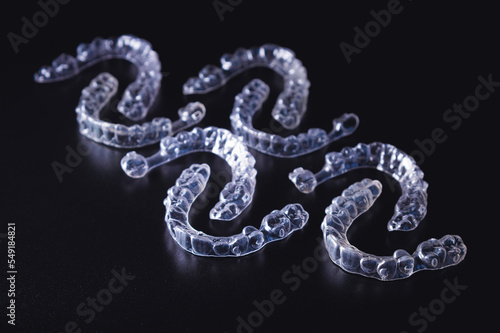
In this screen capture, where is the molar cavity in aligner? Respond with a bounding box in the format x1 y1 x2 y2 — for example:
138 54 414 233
164 163 310 257
289 142 428 231
183 44 311 130
121 127 257 222
184 44 359 156
321 179 466 281
34 35 206 148
230 79 360 158
35 35 162 122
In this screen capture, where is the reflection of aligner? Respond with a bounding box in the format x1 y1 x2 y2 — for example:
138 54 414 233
165 164 309 257
121 127 257 221
321 179 467 281
289 142 428 231
183 43 311 130
34 35 206 148
231 79 360 157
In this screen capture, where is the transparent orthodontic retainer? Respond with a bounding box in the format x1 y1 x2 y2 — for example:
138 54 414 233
121 126 257 221
35 38 468 273
34 34 206 148
164 163 309 257
289 142 466 280
122 126 311 257
184 44 360 158
321 179 466 281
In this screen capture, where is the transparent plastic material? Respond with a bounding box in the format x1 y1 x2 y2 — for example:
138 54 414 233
33 36 468 272
231 79 359 157
183 44 359 157
121 127 257 221
74 73 205 148
164 163 309 257
183 43 311 130
321 179 467 281
34 34 162 121
34 35 205 148
289 142 428 231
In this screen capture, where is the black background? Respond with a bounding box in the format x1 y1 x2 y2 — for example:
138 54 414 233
1 0 497 332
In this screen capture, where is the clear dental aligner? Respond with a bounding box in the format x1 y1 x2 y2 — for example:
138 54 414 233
230 79 359 157
289 142 428 231
34 35 206 148
34 35 162 121
183 43 311 130
321 179 466 281
164 163 309 257
74 73 205 148
121 127 257 221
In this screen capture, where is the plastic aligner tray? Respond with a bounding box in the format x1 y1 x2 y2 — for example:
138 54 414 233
289 142 428 231
34 35 206 148
121 127 257 221
183 43 311 130
321 179 466 281
165 163 309 257
183 44 359 157
231 79 359 157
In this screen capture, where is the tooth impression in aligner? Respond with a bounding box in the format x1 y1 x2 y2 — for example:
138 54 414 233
183 44 360 157
321 179 466 281
289 142 428 231
121 127 257 221
34 35 206 148
230 79 359 157
164 163 309 257
183 44 311 130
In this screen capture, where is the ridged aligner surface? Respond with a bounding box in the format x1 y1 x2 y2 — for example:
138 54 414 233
34 35 163 123
231 79 358 158
122 127 257 222
183 44 310 131
290 142 428 231
164 163 309 257
322 179 466 281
